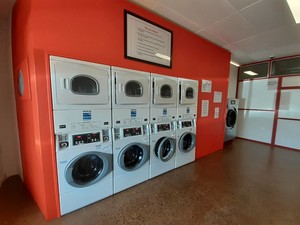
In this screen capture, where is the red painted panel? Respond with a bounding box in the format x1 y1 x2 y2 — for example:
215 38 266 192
12 0 230 219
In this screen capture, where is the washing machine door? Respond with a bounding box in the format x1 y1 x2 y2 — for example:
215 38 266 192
152 76 177 105
178 132 196 152
118 143 149 171
226 108 237 129
65 151 112 187
155 137 176 162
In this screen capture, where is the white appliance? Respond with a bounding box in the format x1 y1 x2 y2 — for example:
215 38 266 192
54 109 113 215
113 124 150 194
149 73 177 178
224 98 239 142
175 78 198 168
177 78 199 120
111 66 150 193
111 67 150 127
150 73 177 107
111 67 150 107
149 121 176 178
175 119 197 168
50 56 111 110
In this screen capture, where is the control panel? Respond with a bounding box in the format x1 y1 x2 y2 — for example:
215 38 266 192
157 123 170 132
182 121 192 128
123 127 142 137
114 125 148 141
73 132 100 146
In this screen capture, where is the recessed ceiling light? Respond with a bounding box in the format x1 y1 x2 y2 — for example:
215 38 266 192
286 0 300 24
230 61 240 67
244 71 258 76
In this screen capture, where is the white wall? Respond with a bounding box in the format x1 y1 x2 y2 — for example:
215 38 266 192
227 64 238 98
0 16 22 185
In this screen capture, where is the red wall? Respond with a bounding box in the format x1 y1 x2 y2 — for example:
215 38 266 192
12 0 230 219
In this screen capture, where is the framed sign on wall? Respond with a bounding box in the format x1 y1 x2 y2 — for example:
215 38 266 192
124 10 173 68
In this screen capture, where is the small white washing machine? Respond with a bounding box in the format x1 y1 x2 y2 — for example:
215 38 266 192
50 56 111 110
113 124 150 194
149 120 176 178
54 109 113 215
175 119 197 168
224 98 239 142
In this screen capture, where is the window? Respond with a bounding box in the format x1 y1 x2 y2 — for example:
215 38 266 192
239 62 269 80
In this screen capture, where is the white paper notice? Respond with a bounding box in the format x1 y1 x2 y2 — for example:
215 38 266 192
214 107 220 119
201 100 209 117
213 91 222 103
202 80 212 93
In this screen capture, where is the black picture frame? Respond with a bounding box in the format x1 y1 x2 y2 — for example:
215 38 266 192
124 10 173 68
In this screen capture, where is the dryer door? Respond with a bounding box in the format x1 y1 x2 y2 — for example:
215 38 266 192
226 108 237 130
118 143 149 171
179 80 198 105
114 70 150 105
155 137 176 162
178 132 196 153
152 76 177 105
65 151 112 187
51 58 110 107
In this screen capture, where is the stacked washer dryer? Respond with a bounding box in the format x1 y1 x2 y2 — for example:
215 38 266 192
50 56 113 215
176 78 199 168
149 73 177 178
111 67 150 194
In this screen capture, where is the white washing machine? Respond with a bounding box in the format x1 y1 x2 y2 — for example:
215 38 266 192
175 119 197 168
149 120 176 178
149 73 177 178
50 56 111 110
54 109 113 215
176 78 198 168
113 124 150 194
224 98 239 142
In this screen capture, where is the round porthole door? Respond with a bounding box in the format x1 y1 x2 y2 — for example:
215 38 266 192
154 137 176 162
125 81 143 97
179 132 196 153
226 108 237 129
71 75 99 95
118 143 149 171
65 151 112 187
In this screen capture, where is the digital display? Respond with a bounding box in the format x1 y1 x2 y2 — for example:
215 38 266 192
157 123 170 132
123 127 142 137
73 132 100 145
231 100 236 104
182 121 192 128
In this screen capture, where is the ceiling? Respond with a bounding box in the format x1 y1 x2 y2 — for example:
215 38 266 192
129 0 300 65
1 0 299 65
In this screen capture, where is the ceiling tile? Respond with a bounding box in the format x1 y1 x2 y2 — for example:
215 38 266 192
204 13 257 43
129 0 161 10
197 30 228 47
160 0 235 28
225 0 262 11
153 3 203 32
240 0 295 33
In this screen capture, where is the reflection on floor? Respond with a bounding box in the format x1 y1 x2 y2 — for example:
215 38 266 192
1 139 300 225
